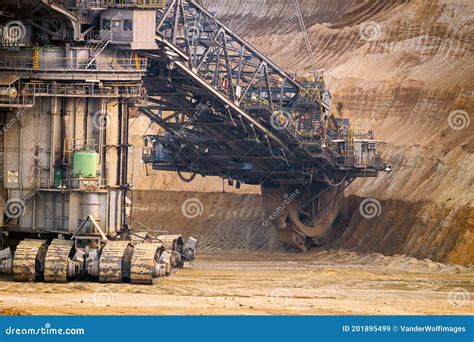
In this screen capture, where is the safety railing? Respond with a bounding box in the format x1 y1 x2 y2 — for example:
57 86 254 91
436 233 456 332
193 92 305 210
0 93 34 107
110 0 168 7
68 0 168 9
84 30 128 43
23 82 143 98
43 177 110 191
335 154 383 169
0 56 147 73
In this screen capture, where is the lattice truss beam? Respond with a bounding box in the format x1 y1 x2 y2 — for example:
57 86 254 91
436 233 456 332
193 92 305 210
155 0 330 114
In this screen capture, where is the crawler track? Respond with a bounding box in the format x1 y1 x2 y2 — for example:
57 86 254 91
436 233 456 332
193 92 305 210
99 241 131 283
12 240 47 282
130 242 161 285
44 239 74 283
5 236 194 284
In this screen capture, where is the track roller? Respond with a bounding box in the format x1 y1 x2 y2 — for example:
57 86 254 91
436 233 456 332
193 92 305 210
12 240 47 282
0 247 13 274
44 239 77 283
183 237 198 261
157 235 186 266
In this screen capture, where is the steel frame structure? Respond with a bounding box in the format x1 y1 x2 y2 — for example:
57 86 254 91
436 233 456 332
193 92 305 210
140 0 384 186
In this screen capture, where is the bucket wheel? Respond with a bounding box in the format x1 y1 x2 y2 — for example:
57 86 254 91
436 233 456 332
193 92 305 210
262 181 345 251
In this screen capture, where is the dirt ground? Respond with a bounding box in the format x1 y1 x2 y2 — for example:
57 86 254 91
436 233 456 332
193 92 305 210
0 250 472 315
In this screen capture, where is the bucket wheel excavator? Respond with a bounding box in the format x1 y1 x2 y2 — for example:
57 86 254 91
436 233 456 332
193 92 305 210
0 0 387 286
139 0 389 250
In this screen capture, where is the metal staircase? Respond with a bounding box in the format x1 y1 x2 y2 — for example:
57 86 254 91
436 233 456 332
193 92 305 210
84 32 111 69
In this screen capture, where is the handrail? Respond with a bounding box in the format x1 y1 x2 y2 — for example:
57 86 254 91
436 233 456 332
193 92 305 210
22 82 142 97
75 0 167 8
0 56 147 73
0 94 34 106
42 177 110 190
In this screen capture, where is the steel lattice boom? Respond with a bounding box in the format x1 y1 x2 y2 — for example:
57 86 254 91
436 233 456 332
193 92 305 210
140 0 386 186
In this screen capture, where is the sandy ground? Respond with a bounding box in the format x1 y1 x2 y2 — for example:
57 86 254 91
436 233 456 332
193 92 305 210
0 250 472 316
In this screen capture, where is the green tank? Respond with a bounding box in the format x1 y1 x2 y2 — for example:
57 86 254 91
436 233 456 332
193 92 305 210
53 167 63 186
72 151 99 178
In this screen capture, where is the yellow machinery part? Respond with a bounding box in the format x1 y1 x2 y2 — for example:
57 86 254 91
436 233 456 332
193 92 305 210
32 48 39 70
134 52 140 71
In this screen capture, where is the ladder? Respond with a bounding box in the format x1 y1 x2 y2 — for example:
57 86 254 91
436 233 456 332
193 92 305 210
84 32 111 69
345 128 355 166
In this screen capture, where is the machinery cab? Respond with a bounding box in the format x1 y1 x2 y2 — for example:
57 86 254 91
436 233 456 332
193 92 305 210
143 134 175 166
99 9 158 49
353 139 380 168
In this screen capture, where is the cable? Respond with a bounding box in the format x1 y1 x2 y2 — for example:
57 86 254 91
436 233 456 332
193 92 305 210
323 172 348 187
293 0 319 78
177 168 197 182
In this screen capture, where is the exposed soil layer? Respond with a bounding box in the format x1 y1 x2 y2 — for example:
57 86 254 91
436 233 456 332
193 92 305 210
131 190 274 251
132 191 473 266
0 251 472 315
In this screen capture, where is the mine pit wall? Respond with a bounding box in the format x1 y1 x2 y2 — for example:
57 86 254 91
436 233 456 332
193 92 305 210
130 0 473 265
330 196 474 267
131 191 274 250
131 191 472 266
